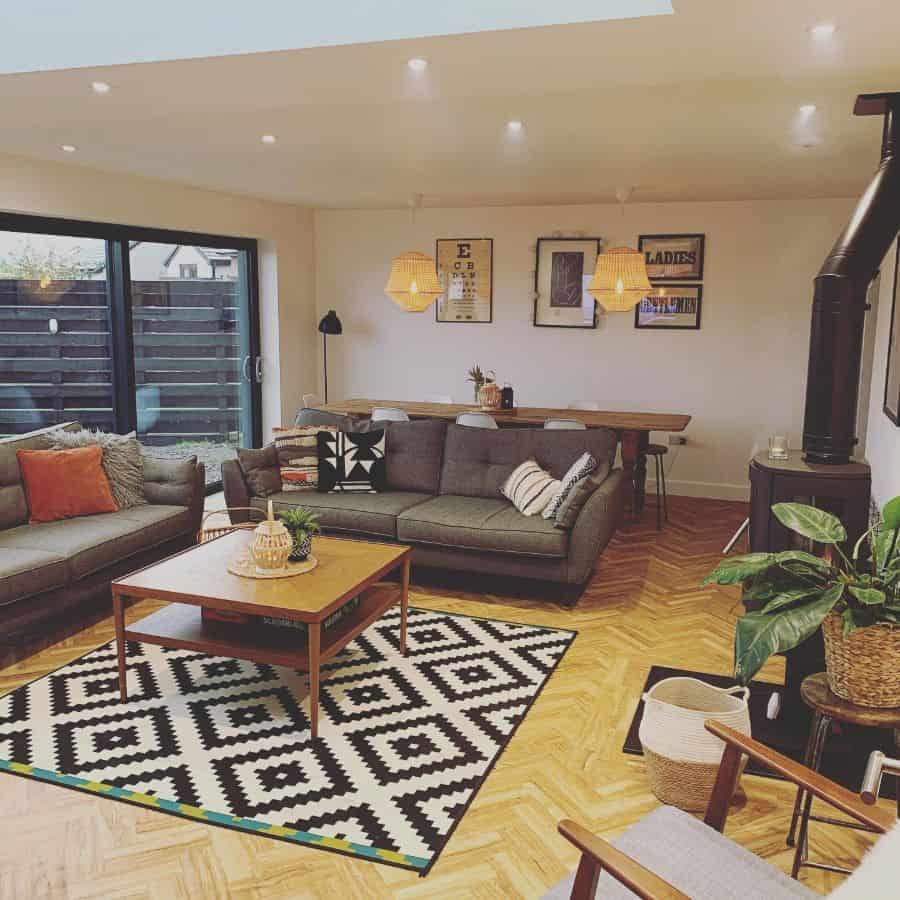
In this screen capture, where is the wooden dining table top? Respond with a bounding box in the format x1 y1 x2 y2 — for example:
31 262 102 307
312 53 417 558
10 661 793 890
319 398 691 433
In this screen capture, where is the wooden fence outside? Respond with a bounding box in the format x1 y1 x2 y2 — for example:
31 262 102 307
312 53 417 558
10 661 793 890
0 278 246 444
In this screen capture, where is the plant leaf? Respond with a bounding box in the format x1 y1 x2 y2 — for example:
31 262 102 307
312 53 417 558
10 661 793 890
874 529 898 572
848 586 886 606
701 553 776 586
883 496 900 531
733 584 843 684
760 587 821 614
774 550 831 570
772 503 847 545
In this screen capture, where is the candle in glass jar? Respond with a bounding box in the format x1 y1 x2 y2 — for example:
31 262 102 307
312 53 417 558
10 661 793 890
768 436 789 460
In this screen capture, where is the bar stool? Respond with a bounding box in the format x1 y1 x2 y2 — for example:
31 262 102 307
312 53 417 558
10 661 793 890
787 673 900 878
645 443 668 530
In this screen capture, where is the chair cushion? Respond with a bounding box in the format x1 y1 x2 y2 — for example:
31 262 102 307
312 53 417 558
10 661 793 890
397 495 568 558
294 408 354 430
252 491 432 539
0 548 69 608
542 806 818 900
0 505 192 582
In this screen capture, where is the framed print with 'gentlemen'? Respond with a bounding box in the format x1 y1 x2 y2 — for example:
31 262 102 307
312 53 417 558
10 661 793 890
533 237 601 328
436 238 493 323
635 284 703 330
639 233 705 281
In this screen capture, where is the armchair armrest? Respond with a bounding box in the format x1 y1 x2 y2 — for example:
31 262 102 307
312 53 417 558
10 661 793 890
703 721 895 834
557 819 688 900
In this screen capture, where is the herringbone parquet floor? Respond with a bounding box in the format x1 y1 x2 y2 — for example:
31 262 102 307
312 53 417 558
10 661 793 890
0 497 887 899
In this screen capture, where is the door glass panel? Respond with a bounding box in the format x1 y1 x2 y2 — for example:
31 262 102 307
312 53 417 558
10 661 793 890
130 241 254 486
0 231 112 437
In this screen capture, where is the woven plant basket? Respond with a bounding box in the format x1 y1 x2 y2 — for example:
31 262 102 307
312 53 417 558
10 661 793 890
822 612 900 708
639 677 751 812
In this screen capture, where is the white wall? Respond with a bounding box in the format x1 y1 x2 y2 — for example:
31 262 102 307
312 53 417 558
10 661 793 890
0 152 317 434
864 240 900 508
315 198 854 500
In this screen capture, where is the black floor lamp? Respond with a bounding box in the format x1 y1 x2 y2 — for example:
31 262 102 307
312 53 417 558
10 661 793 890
317 310 342 403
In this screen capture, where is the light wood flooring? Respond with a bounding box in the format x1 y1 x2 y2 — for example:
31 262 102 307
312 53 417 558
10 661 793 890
0 497 888 899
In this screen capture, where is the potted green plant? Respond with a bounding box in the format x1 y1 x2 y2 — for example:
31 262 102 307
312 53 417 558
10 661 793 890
466 364 486 403
276 507 321 562
702 497 900 707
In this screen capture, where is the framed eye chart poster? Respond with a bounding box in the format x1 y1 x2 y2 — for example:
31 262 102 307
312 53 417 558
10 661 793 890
435 238 493 323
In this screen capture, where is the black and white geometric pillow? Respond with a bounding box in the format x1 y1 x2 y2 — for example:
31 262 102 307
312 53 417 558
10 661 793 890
542 451 597 519
317 429 386 493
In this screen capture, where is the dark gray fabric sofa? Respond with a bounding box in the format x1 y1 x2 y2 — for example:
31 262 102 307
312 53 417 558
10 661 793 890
0 424 205 659
223 418 625 600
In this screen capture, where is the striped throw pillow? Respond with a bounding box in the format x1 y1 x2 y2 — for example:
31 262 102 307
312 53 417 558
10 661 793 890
501 460 561 516
542 451 598 519
272 425 336 491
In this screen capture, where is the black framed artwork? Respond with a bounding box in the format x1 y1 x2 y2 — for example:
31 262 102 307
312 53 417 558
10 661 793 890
634 284 703 330
639 233 705 281
533 237 601 328
435 238 493 323
883 239 900 425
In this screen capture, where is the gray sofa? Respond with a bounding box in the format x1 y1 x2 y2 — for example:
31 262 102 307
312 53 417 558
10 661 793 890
0 424 205 660
223 418 625 601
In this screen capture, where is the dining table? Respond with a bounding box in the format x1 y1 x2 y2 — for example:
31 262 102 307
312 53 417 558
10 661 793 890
318 398 692 517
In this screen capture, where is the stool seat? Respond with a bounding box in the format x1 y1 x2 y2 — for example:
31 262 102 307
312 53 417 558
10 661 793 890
646 443 669 455
801 672 900 727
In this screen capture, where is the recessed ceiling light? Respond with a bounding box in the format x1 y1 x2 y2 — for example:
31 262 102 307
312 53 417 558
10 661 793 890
810 22 836 39
407 57 428 72
60 144 76 153
261 134 277 144
799 104 817 115
91 80 111 94
507 120 524 133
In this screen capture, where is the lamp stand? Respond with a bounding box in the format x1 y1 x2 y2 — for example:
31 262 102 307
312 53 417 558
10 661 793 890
322 332 329 404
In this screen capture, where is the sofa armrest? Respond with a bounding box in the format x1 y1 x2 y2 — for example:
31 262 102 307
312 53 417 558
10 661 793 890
142 455 205 535
565 468 626 584
222 459 251 521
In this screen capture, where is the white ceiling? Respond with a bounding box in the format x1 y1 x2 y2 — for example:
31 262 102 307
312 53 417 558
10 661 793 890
0 0 898 209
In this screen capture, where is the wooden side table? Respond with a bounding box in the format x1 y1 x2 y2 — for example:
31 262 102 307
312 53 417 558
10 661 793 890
786 672 900 878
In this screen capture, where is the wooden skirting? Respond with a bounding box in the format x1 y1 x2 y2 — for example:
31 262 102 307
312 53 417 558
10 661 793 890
0 496 886 898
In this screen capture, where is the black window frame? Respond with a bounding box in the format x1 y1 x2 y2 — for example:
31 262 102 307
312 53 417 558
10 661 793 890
0 211 263 493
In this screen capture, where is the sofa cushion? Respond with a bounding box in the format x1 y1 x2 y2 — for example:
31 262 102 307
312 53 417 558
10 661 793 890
438 423 618 499
384 418 447 494
397 495 568 558
0 548 69 608
142 455 199 506
252 490 432 539
237 446 281 497
0 505 192 582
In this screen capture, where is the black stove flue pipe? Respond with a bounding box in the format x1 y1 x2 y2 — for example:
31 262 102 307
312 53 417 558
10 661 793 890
802 92 900 464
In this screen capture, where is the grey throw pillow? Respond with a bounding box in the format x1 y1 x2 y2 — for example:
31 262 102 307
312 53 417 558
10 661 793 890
237 445 282 496
554 460 611 530
48 428 146 509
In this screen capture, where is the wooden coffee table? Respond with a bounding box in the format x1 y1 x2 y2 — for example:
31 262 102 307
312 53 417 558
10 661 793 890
111 531 411 738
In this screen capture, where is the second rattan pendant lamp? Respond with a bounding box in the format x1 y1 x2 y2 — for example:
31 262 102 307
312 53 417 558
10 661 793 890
384 194 442 312
587 187 653 312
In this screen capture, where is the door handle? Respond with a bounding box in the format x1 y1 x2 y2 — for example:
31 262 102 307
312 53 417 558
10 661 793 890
242 355 251 383
255 356 263 383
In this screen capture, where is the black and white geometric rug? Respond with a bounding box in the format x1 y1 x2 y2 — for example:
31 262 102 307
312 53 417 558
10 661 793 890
0 607 575 874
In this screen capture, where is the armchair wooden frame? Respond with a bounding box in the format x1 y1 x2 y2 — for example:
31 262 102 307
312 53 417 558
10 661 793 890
558 721 895 900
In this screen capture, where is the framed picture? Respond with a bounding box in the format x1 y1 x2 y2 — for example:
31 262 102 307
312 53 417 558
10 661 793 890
639 233 705 281
883 240 900 425
533 237 601 328
435 238 493 323
634 284 703 330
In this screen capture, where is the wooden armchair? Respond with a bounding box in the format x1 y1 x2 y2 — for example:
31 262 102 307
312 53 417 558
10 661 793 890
555 721 895 900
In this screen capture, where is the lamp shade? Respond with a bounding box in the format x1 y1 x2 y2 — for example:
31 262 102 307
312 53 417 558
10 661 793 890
587 246 653 312
318 309 343 335
384 251 442 312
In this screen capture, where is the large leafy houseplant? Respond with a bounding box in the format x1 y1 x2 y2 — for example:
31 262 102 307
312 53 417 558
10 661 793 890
703 497 900 685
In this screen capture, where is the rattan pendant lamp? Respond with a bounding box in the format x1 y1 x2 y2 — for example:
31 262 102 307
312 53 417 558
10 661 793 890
587 187 653 312
384 194 442 312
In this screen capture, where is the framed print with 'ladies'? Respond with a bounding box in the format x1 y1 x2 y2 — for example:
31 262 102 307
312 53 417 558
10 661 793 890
533 237 601 328
635 284 703 330
639 233 705 281
436 238 493 323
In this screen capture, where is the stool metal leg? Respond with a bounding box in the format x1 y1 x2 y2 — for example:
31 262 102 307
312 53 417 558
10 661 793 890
787 710 822 847
660 453 668 522
791 714 832 879
655 454 662 531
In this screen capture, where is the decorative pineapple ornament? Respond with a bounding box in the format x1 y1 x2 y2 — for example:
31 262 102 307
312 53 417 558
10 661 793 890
250 500 293 575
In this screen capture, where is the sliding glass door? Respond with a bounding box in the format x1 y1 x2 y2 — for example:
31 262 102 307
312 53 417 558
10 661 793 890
0 214 261 490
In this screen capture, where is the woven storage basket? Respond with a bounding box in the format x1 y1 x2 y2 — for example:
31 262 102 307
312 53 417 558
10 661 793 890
639 677 751 812
822 612 900 708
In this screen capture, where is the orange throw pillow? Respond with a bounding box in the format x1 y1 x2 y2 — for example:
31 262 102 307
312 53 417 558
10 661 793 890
16 446 119 524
